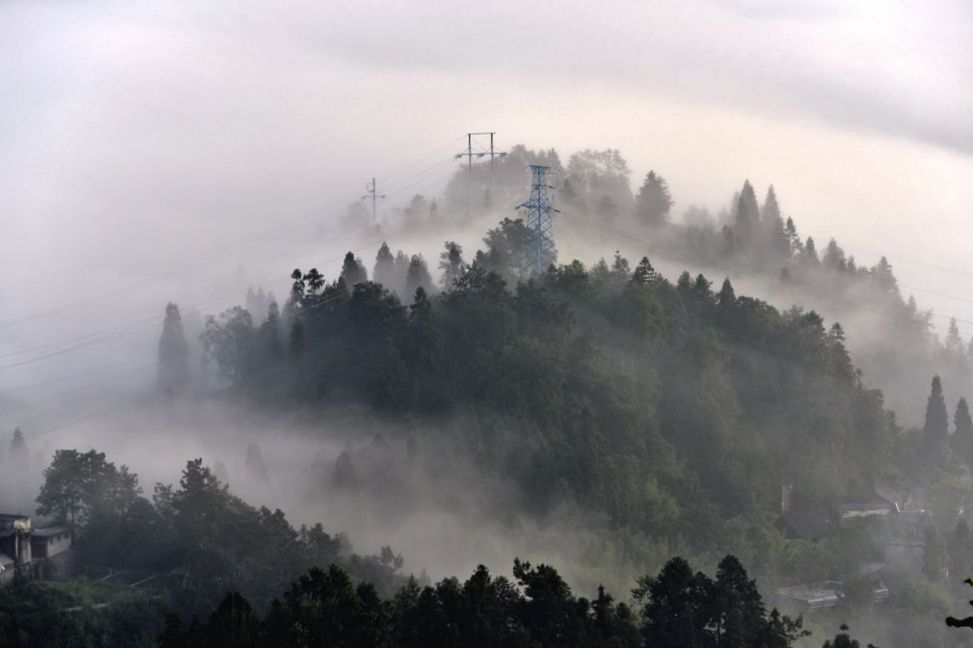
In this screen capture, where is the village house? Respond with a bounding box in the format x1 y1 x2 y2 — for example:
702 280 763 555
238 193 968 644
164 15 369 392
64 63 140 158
0 513 73 586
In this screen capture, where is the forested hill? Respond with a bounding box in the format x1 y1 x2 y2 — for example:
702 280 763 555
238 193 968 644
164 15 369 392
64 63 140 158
187 217 921 582
372 145 966 424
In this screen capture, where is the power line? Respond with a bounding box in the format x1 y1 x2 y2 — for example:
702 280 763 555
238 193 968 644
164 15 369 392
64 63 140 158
0 140 469 331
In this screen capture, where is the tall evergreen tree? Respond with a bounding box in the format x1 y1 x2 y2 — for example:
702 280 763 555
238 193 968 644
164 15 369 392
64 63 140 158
953 398 973 466
10 427 27 463
761 186 789 258
804 237 819 265
374 243 395 289
157 303 191 395
438 241 465 290
784 217 801 255
405 255 433 299
734 180 760 245
632 257 658 285
635 171 673 228
924 375 949 461
340 252 368 287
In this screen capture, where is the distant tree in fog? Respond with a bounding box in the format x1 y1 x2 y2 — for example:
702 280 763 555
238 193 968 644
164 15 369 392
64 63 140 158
924 375 949 462
157 303 191 395
10 427 27 463
405 255 433 298
634 171 673 228
804 237 820 265
438 241 465 290
340 252 368 287
952 398 973 466
392 251 410 296
761 186 790 259
734 180 760 244
373 242 395 289
871 256 897 294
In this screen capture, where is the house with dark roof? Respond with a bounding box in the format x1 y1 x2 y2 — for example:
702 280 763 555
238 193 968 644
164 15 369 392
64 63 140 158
0 513 72 586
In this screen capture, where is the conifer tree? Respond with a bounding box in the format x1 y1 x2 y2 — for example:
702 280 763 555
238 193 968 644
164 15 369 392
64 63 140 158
374 243 395 289
734 180 760 244
872 256 897 293
924 375 949 462
438 241 465 290
804 237 820 265
784 217 802 255
405 255 433 298
10 427 27 463
157 302 191 395
953 398 973 466
392 251 411 296
946 318 964 355
634 171 673 228
761 186 790 258
340 252 367 287
632 257 657 285
718 278 736 307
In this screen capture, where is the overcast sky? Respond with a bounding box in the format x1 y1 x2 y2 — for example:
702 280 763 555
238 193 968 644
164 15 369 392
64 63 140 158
2 0 972 382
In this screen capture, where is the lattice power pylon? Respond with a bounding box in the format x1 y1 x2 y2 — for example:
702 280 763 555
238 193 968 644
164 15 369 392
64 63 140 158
517 164 557 274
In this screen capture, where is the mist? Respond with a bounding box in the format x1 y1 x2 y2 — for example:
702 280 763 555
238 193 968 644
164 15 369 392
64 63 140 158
3 2 973 647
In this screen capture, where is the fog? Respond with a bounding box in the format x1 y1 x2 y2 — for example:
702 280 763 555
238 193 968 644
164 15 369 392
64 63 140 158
2 2 973 646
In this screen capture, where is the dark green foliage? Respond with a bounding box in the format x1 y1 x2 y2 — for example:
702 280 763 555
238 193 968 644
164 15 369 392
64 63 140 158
341 251 368 287
158 554 798 648
924 375 949 462
36 449 141 529
439 241 465 289
197 229 901 559
822 624 875 648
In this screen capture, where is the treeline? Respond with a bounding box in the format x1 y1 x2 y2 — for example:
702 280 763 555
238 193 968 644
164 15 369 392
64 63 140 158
372 144 965 420
34 449 405 612
178 218 912 586
158 555 809 648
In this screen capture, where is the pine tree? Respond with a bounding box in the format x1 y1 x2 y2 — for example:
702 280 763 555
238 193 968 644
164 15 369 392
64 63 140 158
953 398 973 466
761 186 790 258
734 180 760 244
718 279 736 307
634 171 673 228
341 252 368 287
946 318 964 355
157 302 191 395
438 241 465 290
374 243 395 289
392 251 411 296
804 237 819 265
632 257 657 285
784 217 802 255
822 239 847 272
872 256 897 293
924 375 949 462
405 255 433 299
10 427 27 463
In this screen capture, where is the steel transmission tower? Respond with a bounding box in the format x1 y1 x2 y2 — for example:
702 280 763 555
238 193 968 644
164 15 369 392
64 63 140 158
517 165 557 274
